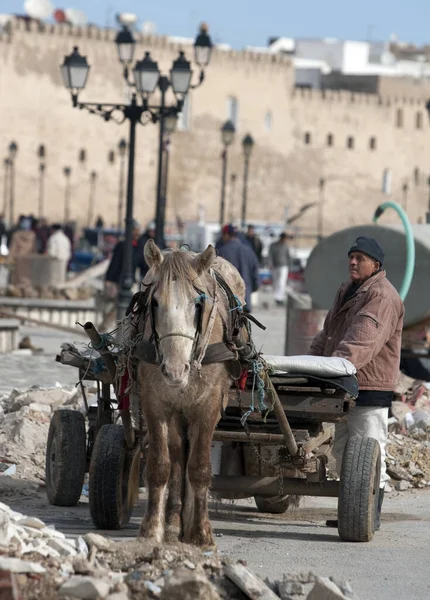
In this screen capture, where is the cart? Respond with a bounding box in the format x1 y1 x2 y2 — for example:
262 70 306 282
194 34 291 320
46 323 381 542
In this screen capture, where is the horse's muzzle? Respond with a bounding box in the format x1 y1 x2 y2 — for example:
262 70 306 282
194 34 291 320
160 361 191 388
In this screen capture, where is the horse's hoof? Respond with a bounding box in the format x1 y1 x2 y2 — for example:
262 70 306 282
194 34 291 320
183 527 215 548
164 527 182 544
139 524 164 543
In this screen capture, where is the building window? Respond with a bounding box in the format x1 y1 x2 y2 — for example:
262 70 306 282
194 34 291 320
369 137 377 150
382 168 392 195
326 133 334 146
227 96 238 127
346 136 354 149
304 132 311 145
414 167 420 184
264 110 272 132
177 94 191 131
78 148 86 163
416 111 423 129
396 108 403 128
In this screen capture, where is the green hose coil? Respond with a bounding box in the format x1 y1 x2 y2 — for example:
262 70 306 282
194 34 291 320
372 201 415 302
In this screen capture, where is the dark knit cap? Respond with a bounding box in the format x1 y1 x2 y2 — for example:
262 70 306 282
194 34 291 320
348 236 385 265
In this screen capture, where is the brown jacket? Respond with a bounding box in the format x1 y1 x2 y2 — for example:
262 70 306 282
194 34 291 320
309 271 404 391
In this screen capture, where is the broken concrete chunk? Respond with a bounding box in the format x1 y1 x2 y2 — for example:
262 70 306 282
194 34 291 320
161 569 222 600
17 516 46 529
84 533 113 552
307 577 351 600
0 557 46 574
59 576 111 599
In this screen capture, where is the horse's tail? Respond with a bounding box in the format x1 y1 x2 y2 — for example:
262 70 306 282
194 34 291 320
127 444 142 509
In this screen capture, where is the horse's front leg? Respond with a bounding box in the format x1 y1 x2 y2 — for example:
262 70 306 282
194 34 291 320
139 420 170 543
165 416 185 543
183 404 220 547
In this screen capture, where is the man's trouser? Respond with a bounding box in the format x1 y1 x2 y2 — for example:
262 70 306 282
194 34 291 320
332 405 389 489
272 266 289 302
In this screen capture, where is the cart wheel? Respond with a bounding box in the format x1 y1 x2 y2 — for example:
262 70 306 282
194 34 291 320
338 435 381 542
45 410 86 507
89 424 135 529
254 495 291 514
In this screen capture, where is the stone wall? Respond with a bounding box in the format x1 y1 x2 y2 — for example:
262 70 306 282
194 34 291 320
1 19 430 242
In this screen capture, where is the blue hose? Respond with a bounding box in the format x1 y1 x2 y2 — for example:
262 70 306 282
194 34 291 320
372 201 415 301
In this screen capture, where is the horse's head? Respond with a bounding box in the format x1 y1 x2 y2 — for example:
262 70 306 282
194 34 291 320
144 240 216 388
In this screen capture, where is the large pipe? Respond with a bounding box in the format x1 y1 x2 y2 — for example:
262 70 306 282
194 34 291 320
211 476 339 497
213 431 286 444
83 321 117 382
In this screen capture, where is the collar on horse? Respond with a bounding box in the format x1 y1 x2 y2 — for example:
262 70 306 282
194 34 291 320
126 269 265 372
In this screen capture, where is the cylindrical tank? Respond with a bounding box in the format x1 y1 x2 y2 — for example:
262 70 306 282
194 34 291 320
305 224 430 328
284 295 327 355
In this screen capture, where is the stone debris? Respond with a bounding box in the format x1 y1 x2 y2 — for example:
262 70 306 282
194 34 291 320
0 500 359 600
0 384 85 481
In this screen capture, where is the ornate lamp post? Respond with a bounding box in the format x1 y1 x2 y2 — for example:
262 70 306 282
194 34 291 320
159 112 178 238
8 142 18 228
38 144 46 218
60 23 212 319
63 166 72 223
219 120 235 226
317 177 325 242
3 159 10 220
241 133 254 229
117 138 127 232
87 171 97 227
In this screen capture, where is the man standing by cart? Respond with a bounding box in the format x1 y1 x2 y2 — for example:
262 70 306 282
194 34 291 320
309 236 404 530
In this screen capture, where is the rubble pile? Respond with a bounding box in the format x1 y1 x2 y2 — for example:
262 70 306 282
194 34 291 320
0 385 84 482
386 372 430 491
0 284 95 301
0 502 358 600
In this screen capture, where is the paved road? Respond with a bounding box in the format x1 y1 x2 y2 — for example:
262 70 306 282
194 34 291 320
4 299 430 598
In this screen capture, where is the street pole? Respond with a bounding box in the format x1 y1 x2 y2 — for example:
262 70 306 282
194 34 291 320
317 177 325 242
155 77 168 248
162 137 170 207
116 94 137 321
228 173 237 222
38 163 45 218
220 148 228 225
241 156 250 229
87 171 97 227
63 168 71 223
118 152 126 231
9 159 15 228
3 159 9 220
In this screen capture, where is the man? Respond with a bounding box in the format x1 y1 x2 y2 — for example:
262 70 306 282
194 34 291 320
217 224 260 312
46 224 72 284
244 225 263 264
269 232 291 305
105 221 142 292
309 236 404 530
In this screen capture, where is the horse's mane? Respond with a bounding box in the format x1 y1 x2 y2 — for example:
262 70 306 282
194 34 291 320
155 249 209 305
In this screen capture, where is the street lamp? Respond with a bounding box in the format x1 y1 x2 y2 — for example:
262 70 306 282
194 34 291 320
160 112 178 221
63 166 72 223
87 171 97 227
117 138 127 232
8 142 18 228
61 23 212 319
219 120 235 225
38 144 46 218
3 159 10 220
317 177 325 242
241 133 254 229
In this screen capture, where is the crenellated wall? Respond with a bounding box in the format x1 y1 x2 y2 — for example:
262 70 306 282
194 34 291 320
0 18 429 240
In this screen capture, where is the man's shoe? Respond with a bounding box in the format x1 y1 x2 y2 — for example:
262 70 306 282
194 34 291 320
325 519 338 528
375 488 384 531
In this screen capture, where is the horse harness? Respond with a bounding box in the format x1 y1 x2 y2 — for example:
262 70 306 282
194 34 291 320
126 269 265 376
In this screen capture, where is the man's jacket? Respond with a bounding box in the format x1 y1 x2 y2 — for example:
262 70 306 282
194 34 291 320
309 270 404 391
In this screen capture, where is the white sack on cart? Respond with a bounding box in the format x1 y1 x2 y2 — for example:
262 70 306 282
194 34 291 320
263 355 356 377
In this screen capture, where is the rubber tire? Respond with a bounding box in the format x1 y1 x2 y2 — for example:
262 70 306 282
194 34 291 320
338 435 381 542
89 424 134 530
254 495 291 514
45 410 86 507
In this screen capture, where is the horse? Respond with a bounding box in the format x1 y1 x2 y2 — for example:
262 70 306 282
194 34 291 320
129 240 247 547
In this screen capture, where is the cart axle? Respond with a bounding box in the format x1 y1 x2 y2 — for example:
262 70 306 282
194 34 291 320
211 476 339 497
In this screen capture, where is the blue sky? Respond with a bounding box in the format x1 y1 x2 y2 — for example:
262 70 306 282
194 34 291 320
5 1 430 48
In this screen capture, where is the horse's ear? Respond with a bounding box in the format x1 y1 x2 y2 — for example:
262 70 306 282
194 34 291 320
193 244 216 275
144 239 164 269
